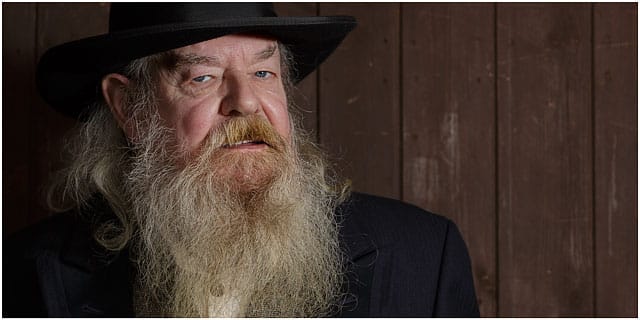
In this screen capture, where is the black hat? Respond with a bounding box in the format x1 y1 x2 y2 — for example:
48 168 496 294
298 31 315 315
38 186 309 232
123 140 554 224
36 3 356 119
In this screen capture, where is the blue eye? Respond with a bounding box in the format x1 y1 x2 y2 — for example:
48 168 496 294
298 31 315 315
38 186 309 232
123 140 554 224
193 75 212 83
255 71 272 78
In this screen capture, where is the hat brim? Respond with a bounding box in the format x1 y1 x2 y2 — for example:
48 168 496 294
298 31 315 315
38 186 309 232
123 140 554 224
36 16 356 119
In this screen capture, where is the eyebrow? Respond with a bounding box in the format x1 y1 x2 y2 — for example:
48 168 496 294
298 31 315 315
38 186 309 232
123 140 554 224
163 42 279 71
171 53 220 68
254 43 278 62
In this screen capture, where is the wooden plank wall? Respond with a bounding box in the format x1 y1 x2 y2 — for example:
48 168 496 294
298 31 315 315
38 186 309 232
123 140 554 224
2 3 636 317
3 3 110 236
497 4 594 315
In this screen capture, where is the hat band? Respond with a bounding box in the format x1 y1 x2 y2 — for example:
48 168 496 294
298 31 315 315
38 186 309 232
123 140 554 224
109 3 277 33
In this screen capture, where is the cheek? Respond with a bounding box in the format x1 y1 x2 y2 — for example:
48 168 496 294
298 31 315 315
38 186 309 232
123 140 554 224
158 97 223 151
275 112 292 142
262 88 291 141
179 109 217 149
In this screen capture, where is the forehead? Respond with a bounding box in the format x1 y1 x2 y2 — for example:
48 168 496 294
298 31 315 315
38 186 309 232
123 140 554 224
170 34 279 61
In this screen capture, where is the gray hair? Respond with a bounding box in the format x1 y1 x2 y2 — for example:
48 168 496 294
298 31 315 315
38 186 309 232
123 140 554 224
46 42 302 250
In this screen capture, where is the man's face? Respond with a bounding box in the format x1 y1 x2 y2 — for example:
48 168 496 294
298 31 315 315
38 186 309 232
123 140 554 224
153 34 290 153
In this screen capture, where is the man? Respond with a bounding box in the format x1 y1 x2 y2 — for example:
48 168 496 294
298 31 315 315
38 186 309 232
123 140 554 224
4 3 479 317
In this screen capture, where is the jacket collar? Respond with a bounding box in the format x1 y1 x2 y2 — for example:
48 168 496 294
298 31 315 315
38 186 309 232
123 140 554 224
337 193 378 261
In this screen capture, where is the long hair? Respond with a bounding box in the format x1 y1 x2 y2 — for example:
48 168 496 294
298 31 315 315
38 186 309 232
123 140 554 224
45 41 350 259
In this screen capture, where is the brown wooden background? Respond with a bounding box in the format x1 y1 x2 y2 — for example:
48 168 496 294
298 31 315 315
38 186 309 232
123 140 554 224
3 3 637 317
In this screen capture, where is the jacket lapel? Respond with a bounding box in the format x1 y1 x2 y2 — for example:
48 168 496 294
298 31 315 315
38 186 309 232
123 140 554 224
56 218 134 317
337 195 378 317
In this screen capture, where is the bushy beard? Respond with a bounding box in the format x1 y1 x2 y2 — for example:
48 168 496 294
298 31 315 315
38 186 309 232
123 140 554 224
125 112 345 317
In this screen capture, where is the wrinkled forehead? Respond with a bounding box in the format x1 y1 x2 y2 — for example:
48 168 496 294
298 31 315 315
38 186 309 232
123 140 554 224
156 34 281 69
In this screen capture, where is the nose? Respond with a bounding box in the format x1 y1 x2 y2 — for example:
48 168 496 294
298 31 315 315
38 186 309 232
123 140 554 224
219 74 260 116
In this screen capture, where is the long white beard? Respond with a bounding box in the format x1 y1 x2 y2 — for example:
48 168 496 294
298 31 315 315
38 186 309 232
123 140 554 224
125 114 346 317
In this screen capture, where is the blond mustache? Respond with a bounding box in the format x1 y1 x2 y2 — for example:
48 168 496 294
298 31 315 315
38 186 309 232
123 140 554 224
209 115 287 153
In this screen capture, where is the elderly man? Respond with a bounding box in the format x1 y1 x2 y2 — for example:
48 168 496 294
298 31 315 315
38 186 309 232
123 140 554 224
4 3 478 317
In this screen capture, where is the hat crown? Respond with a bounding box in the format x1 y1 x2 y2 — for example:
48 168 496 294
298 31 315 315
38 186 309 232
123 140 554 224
109 3 277 32
38 3 356 120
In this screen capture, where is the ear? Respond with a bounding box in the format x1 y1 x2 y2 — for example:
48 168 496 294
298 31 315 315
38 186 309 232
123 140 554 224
101 73 135 139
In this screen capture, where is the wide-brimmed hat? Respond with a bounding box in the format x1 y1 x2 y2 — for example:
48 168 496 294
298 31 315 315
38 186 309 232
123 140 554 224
36 3 356 119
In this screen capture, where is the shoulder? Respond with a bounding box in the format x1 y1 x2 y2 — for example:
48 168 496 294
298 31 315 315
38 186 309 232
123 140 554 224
4 208 132 317
337 192 479 317
4 213 80 261
6 196 115 264
338 192 454 248
3 213 83 317
4 209 106 273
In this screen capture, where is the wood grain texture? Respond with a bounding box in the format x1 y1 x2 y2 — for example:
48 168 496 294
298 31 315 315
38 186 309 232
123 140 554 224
28 3 110 226
593 3 637 317
318 3 401 199
2 3 37 236
401 3 496 316
273 3 319 138
497 4 593 316
2 3 638 316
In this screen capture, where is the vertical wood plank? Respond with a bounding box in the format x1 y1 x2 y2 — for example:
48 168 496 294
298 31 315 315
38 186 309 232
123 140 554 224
28 3 110 227
319 3 401 199
273 3 319 138
497 4 593 316
402 3 496 316
594 3 637 317
2 3 37 236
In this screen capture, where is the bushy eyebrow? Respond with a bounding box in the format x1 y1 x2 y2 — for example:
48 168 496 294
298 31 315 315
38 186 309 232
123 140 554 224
186 54 217 66
255 43 278 62
166 53 219 70
160 42 279 72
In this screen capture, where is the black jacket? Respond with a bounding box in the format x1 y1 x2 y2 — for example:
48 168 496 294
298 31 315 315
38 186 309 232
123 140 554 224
3 192 479 317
